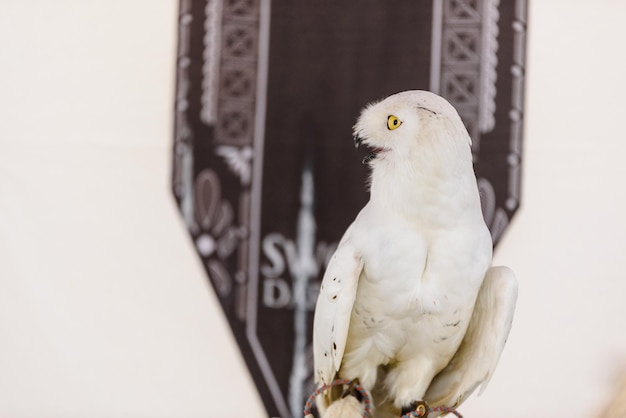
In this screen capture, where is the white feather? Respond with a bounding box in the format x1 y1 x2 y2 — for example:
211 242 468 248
313 227 363 386
424 266 518 407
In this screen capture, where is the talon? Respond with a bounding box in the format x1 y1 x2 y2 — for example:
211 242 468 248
341 378 364 403
400 400 429 417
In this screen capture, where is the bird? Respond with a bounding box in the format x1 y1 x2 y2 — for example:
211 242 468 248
312 90 518 418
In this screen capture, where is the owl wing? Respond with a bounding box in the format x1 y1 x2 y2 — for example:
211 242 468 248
313 224 364 387
425 266 518 408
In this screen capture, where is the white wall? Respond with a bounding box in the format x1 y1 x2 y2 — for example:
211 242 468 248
1 1 625 417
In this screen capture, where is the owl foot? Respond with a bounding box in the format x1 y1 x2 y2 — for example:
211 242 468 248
400 400 464 418
324 395 364 418
400 400 430 417
341 378 364 402
321 379 366 418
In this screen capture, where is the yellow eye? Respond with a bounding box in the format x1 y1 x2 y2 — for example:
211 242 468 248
387 115 402 130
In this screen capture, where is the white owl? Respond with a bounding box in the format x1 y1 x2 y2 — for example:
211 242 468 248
312 91 518 418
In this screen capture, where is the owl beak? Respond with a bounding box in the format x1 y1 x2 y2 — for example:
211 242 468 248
354 134 387 164
362 147 389 164
362 151 377 164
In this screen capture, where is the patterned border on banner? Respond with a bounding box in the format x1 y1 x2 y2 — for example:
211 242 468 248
431 0 527 244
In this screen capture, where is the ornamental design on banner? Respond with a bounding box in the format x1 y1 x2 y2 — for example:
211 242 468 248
431 0 527 243
431 0 500 151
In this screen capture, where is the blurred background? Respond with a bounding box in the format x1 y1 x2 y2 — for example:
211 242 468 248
1 1 626 417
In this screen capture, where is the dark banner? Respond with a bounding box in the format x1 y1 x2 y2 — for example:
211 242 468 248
171 1 527 416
